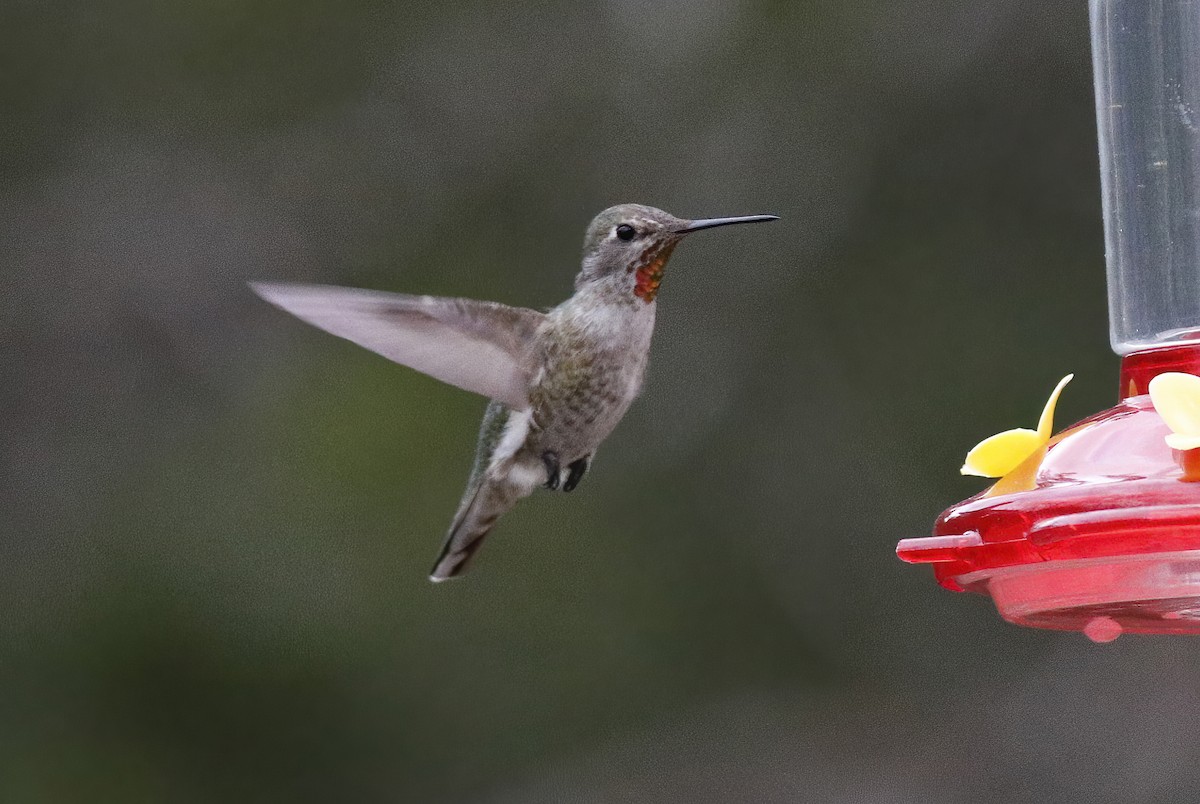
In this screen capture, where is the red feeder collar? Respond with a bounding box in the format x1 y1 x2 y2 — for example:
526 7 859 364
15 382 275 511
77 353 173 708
1120 339 1200 399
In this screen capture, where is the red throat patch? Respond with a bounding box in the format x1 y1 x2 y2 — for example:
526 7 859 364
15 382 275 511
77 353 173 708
632 242 677 303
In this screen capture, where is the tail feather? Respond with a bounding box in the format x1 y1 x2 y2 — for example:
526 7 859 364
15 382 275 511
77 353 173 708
429 401 538 582
428 479 516 582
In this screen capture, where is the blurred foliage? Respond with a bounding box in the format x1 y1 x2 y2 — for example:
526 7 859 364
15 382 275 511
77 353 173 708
4 0 1192 802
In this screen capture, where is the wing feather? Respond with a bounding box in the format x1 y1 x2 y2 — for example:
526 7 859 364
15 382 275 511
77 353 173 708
250 282 544 409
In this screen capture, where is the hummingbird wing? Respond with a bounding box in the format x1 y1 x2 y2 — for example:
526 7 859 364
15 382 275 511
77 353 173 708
250 282 545 410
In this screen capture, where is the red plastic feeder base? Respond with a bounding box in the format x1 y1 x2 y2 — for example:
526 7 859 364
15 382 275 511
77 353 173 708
898 344 1200 640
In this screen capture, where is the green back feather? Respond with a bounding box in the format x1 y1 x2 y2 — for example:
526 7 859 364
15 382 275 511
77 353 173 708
467 400 510 487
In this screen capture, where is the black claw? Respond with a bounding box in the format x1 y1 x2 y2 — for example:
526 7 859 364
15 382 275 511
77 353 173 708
563 457 589 493
542 451 561 490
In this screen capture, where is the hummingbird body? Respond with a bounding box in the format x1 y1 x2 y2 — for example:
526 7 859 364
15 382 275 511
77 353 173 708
251 204 776 581
432 262 660 579
530 282 656 471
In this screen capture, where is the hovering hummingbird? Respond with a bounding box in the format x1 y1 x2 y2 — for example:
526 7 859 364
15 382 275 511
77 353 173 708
252 204 777 581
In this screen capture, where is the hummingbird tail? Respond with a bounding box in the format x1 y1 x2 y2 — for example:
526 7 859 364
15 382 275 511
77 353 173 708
429 478 520 582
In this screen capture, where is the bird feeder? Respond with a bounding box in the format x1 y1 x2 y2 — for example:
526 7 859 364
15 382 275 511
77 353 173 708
897 0 1200 641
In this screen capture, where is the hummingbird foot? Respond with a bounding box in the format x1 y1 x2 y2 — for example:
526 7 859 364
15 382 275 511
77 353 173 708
541 451 561 490
562 456 589 492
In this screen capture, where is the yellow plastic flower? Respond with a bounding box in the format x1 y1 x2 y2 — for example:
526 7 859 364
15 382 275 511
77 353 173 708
1148 372 1200 450
961 374 1074 477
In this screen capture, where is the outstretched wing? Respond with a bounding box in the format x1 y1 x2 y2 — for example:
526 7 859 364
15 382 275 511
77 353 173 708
251 282 545 410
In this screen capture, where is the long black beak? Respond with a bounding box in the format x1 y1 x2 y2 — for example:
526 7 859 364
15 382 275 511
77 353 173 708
677 214 779 234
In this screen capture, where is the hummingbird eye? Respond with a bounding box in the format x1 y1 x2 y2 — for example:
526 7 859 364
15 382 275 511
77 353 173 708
615 224 636 242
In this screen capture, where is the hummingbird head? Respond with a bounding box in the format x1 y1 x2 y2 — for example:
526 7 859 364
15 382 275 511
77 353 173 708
577 204 778 302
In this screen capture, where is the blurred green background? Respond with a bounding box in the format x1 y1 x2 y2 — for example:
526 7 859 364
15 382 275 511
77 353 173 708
6 1 1195 801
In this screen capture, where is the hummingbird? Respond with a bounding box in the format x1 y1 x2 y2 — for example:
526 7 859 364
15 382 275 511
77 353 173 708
251 204 777 581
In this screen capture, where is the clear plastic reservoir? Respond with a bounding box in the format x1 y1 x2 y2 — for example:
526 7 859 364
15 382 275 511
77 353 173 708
1092 0 1200 354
